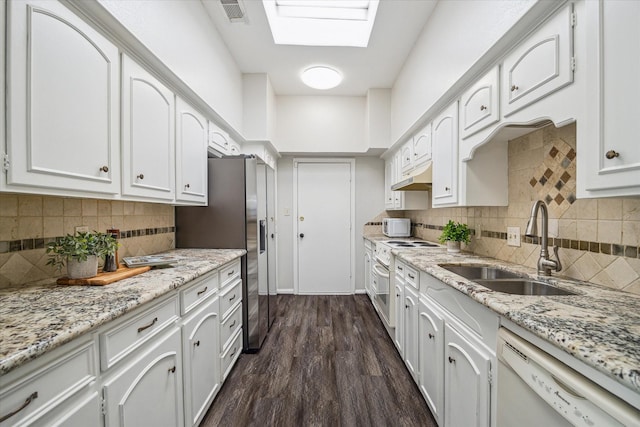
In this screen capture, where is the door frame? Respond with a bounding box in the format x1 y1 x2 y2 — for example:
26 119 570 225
292 158 356 295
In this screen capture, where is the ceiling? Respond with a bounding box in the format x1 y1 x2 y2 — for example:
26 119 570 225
201 0 437 96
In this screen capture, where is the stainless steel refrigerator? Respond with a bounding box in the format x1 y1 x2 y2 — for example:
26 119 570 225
175 155 274 352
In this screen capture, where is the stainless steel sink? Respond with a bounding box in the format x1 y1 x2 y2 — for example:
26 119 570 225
439 264 577 296
440 264 523 280
474 279 577 296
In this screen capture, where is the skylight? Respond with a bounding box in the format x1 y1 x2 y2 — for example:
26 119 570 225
262 0 379 47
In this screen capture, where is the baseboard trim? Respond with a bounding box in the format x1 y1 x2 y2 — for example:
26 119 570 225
277 288 295 294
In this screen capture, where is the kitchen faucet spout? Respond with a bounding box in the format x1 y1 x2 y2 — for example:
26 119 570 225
525 200 562 276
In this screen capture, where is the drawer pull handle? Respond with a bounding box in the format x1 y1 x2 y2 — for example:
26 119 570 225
227 270 235 276
197 286 208 296
229 320 236 328
136 173 144 180
100 165 109 173
229 294 236 302
428 333 434 339
194 340 200 347
0 392 38 423
137 317 158 333
168 366 176 373
398 266 403 271
448 356 456 364
230 347 237 358
408 274 415 279
605 150 619 159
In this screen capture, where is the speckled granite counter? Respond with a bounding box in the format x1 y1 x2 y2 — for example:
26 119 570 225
0 248 245 376
394 247 640 395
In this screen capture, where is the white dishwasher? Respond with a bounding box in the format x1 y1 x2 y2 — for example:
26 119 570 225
497 328 639 426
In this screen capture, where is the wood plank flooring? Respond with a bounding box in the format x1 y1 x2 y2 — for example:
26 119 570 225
201 295 437 427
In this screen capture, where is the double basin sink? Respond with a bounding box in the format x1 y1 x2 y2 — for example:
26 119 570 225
440 265 577 296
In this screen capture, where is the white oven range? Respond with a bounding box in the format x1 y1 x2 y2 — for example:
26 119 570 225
372 239 440 334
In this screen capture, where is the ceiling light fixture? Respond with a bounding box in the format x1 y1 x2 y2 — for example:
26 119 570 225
301 66 343 90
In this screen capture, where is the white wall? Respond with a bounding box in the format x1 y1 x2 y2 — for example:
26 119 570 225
366 88 392 150
390 0 535 143
276 156 385 293
275 96 366 153
99 0 243 132
243 73 277 142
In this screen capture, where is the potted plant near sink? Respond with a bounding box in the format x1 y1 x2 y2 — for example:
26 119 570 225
439 220 471 253
46 231 119 279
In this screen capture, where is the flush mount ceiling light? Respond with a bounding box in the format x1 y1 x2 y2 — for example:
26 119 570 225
301 66 343 90
262 0 379 47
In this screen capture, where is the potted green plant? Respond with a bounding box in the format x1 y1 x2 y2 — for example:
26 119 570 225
46 231 119 279
438 220 471 253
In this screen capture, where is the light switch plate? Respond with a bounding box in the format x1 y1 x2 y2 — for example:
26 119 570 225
507 227 521 247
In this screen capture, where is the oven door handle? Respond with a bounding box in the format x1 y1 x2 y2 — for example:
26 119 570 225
372 264 390 279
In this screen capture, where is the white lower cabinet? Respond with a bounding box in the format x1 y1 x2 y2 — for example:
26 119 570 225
403 285 419 383
48 391 102 427
444 323 491 427
394 281 404 356
418 296 444 425
182 297 220 427
102 327 184 427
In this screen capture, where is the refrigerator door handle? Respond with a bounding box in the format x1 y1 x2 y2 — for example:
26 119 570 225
259 220 266 254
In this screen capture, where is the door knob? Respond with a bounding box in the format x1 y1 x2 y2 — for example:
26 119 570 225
299 233 304 238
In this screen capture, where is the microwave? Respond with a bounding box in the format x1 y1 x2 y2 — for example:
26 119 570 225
382 218 411 237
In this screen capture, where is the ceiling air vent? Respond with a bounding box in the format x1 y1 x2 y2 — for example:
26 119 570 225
220 0 247 23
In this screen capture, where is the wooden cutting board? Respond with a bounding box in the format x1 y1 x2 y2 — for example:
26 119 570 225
57 265 151 286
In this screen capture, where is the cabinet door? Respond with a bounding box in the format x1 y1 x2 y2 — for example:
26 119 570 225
444 324 491 427
364 251 371 298
122 55 175 201
6 0 120 194
182 298 220 427
432 102 459 207
208 122 231 156
403 285 419 383
103 328 184 427
384 160 394 209
418 297 444 426
583 0 640 195
393 152 404 209
176 98 207 205
412 123 432 167
394 282 404 356
460 67 500 139
502 4 574 117
400 141 414 174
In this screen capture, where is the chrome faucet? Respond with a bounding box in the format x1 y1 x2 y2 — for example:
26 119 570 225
525 200 562 276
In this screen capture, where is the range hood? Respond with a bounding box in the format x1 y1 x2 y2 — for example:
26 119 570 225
391 161 432 191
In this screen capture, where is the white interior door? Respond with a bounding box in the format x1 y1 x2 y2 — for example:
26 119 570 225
296 161 353 294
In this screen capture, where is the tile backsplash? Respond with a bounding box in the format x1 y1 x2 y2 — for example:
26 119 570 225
403 123 640 295
0 195 175 288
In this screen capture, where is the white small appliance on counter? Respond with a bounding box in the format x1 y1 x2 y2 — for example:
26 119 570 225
382 218 411 237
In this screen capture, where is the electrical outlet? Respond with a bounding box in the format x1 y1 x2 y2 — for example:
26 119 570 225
75 226 89 234
507 227 521 247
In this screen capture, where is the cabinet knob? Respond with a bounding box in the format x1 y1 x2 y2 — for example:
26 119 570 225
428 333 434 339
194 340 200 347
605 150 620 159
405 304 409 309
136 173 145 180
445 187 450 191
100 166 109 173
299 233 304 238
480 105 487 111
510 85 519 92
168 366 176 373
185 183 190 189
448 356 456 364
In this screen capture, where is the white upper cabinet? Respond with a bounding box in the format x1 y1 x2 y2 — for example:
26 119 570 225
580 0 640 197
400 141 414 174
432 102 459 207
412 123 432 168
384 159 394 209
122 55 176 201
502 3 574 117
460 67 500 140
176 97 207 205
208 122 231 156
5 0 120 194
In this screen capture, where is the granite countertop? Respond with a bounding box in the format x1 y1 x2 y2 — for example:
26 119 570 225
0 248 245 376
393 247 640 395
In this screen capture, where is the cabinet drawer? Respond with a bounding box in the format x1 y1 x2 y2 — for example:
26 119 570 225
395 261 406 278
219 279 242 320
181 271 218 315
219 259 241 288
405 265 419 290
220 329 242 382
220 304 242 352
0 340 96 427
100 296 179 371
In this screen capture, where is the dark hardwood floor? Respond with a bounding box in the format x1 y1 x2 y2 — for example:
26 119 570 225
201 295 437 427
